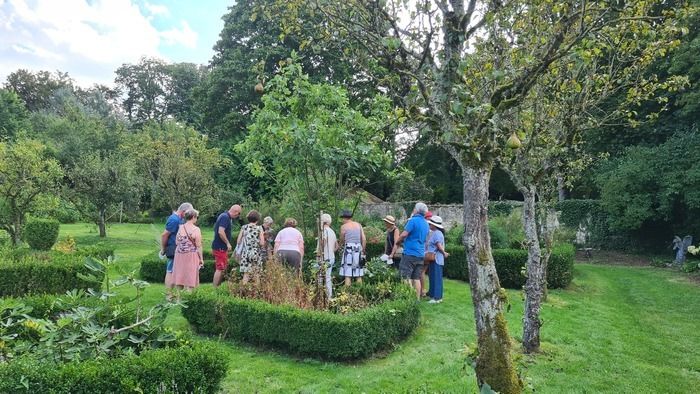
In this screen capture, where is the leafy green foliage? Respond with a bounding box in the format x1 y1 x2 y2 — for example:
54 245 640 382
596 131 700 250
23 217 59 251
126 121 229 217
0 343 227 393
182 283 419 360
0 256 182 365
0 139 63 245
115 57 206 128
442 244 575 289
0 89 30 140
237 60 392 232
3 69 75 112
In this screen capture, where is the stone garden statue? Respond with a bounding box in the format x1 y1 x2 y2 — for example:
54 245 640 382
672 235 693 265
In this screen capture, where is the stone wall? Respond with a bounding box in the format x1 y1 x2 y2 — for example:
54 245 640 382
358 203 467 228
358 201 523 229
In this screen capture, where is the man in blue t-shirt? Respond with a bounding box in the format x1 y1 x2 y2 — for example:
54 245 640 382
212 204 242 287
397 202 430 300
161 202 193 298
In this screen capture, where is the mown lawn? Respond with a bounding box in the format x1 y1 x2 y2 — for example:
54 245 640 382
60 223 700 393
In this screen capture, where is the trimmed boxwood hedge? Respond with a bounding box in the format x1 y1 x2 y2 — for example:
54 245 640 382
0 252 107 297
24 217 60 250
442 244 575 289
182 284 420 361
139 251 216 283
0 343 227 393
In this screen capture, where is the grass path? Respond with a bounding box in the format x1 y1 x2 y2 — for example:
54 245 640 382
60 224 700 393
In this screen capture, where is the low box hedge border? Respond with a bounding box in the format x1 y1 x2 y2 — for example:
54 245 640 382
443 244 575 289
140 240 574 289
140 251 216 283
182 284 420 361
0 252 108 297
0 343 227 393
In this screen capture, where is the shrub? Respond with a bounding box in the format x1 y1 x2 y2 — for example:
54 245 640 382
488 200 522 217
75 244 115 260
0 253 105 297
488 222 510 249
23 217 60 250
139 252 215 283
0 343 227 394
182 284 420 361
442 244 575 289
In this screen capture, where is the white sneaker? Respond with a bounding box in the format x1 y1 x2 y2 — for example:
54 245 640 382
428 299 442 304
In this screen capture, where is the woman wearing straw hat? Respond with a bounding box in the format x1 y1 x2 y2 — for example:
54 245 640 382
426 215 449 303
339 209 366 286
383 215 402 269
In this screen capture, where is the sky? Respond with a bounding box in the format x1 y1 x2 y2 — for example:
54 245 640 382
0 0 232 86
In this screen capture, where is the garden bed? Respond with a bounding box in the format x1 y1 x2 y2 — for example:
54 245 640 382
0 245 113 297
0 343 227 393
182 283 420 361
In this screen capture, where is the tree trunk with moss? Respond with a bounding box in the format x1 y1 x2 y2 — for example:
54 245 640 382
462 165 522 394
521 186 544 353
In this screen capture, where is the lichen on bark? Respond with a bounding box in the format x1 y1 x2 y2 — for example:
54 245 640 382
476 313 523 394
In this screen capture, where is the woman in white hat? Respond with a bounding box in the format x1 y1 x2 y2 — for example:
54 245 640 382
383 215 402 268
426 216 449 303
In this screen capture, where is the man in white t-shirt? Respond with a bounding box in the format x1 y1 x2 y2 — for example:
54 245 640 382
317 213 338 297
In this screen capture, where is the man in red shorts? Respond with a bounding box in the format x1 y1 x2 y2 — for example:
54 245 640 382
212 204 242 287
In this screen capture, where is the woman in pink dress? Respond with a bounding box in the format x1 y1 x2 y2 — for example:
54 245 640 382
173 209 203 291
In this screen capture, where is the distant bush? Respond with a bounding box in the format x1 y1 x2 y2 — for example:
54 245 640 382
0 229 9 247
183 284 419 361
488 200 522 217
0 252 105 297
443 244 574 289
488 222 510 249
23 217 60 250
0 343 227 393
139 251 216 283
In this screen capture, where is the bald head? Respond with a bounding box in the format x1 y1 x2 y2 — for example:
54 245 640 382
228 204 242 219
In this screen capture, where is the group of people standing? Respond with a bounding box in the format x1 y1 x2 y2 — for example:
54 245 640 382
385 202 448 303
159 201 447 303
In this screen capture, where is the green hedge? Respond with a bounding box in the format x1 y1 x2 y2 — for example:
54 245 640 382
182 284 420 361
139 251 216 283
442 244 575 289
24 217 60 251
0 343 227 393
0 253 106 297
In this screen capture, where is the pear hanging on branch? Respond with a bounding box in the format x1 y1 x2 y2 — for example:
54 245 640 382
507 133 522 149
254 81 264 94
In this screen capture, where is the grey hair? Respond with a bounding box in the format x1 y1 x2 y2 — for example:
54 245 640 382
184 208 199 220
320 213 332 225
177 202 193 213
414 202 428 215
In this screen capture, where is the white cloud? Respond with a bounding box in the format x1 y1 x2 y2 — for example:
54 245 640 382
160 20 197 49
0 0 199 86
145 2 169 17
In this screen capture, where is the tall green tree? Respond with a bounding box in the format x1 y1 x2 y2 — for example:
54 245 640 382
237 61 392 232
0 139 63 245
69 149 139 238
199 0 394 141
3 69 74 112
278 0 692 391
126 121 229 217
114 57 206 127
0 89 31 140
